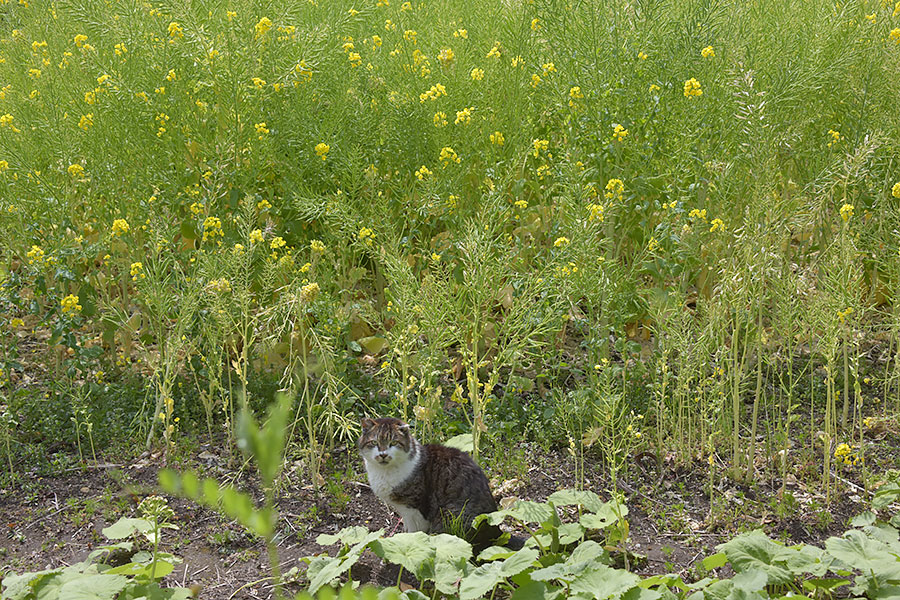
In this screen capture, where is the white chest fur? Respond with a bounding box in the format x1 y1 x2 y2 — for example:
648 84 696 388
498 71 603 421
363 447 429 532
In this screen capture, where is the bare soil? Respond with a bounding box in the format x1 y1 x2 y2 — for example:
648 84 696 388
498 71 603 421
1 435 885 600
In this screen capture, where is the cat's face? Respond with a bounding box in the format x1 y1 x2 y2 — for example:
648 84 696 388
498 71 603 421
358 417 414 467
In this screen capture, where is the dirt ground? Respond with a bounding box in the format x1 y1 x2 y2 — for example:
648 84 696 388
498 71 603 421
1 436 882 600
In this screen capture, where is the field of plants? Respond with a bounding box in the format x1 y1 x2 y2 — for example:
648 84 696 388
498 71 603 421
1 0 900 597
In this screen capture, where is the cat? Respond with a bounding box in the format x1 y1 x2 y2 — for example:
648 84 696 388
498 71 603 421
358 417 513 548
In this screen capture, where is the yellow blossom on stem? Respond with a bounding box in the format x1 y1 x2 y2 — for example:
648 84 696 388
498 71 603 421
415 165 432 180
311 239 325 253
554 237 570 247
604 178 624 201
684 77 702 97
490 131 505 146
840 203 854 222
315 142 330 160
701 45 715 58
709 218 725 232
26 245 45 264
111 219 129 236
892 182 900 199
827 129 842 147
250 229 264 244
255 17 273 37
470 67 484 81
270 236 287 250
68 164 85 177
612 124 627 141
130 262 145 281
300 282 320 303
439 147 460 166
61 294 82 314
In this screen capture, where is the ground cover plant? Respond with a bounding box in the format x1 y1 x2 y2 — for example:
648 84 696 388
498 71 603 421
1 0 900 596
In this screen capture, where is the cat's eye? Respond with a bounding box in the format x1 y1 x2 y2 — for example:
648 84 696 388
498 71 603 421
389 441 401 447
365 441 377 448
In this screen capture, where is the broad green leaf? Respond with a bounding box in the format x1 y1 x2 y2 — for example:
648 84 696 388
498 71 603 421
508 579 563 600
57 573 130 600
500 547 540 577
801 578 851 594
371 532 436 579
105 560 175 579
358 336 388 354
730 570 766 592
458 561 504 600
568 563 640 600
850 512 876 527
557 522 586 544
1 569 61 600
101 518 154 541
547 490 605 513
825 529 900 572
477 546 514 561
477 500 555 526
872 483 900 510
433 533 473 564
317 526 377 548
702 553 728 570
569 541 606 564
717 530 794 585
621 587 662 600
309 529 386 593
443 434 474 453
118 582 192 600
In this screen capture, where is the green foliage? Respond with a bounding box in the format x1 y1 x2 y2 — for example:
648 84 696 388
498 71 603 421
1 497 190 600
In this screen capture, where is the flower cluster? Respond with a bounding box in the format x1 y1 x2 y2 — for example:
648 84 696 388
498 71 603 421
834 442 861 466
61 294 82 314
604 178 624 201
683 78 702 97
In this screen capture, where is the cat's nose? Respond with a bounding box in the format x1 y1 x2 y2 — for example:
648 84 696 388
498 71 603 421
376 452 390 463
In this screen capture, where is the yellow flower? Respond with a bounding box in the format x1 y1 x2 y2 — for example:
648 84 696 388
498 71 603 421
612 124 628 141
648 237 659 251
532 138 549 157
531 18 541 30
683 78 702 97
311 239 325 253
486 42 501 59
257 198 272 210
542 62 556 75
649 84 660 93
403 29 417 43
68 164 85 178
251 76 267 89
202 216 223 241
372 35 382 47
438 47 454 66
269 236 287 250
587 203 604 222
531 74 541 88
605 178 624 201
400 1 412 11
439 146 460 166
891 28 900 43
637 51 648 60
130 262 145 281
689 208 708 221
433 111 447 127
78 113 93 130
453 29 468 39
315 142 330 160
709 218 725 232
454 107 472 125
514 199 528 209
26 245 45 264
490 131 505 146
168 22 183 38
28 68 41 79
115 42 127 56
840 203 854 222
255 17 273 37
510 55 523 68
250 229 264 244
300 282 320 303
10 318 24 328
74 34 88 47
554 237 570 247
415 165 432 180
254 122 269 138
470 67 485 81
358 227 375 245
61 294 82 314
0 160 8 172
431 252 441 262
701 45 715 58
348 52 361 67
892 182 900 199
827 129 842 147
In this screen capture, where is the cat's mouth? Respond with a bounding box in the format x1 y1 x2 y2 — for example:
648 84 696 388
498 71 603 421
375 454 392 464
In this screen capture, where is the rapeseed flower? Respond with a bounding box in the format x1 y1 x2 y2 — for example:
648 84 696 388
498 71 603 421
270 236 287 250
827 129 842 147
531 18 541 30
612 124 627 141
892 182 900 198
891 28 900 43
471 67 485 81
604 178 624 201
251 77 267 89
311 240 325 253
68 164 85 177
255 122 269 138
709 218 725 232
455 107 472 125
542 62 556 75
840 203 854 222
250 229 264 244
701 45 715 58
438 47 454 66
415 165 432 180
359 227 375 246
26 245 45 264
61 294 82 314
554 237 570 247
439 147 460 166
532 138 549 157
111 219 129 236
168 22 183 38
490 131 505 145
315 142 330 160
486 42 501 59
0 160 8 172
74 34 88 47
130 262 145 281
300 282 320 303
202 216 223 242
255 17 273 37
433 112 447 127
683 78 702 97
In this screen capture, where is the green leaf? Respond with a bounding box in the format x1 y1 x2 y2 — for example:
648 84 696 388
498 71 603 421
101 518 154 542
500 547 540 577
508 579 563 600
1 569 62 600
547 490 606 513
825 530 900 581
308 530 383 594
371 532 436 580
730 570 767 592
850 512 876 527
872 482 900 510
568 563 640 600
702 553 728 570
477 546 514 561
443 433 474 453
801 578 851 594
358 336 388 354
57 573 130 600
316 526 377 548
477 500 556 526
458 561 504 600
557 522 587 544
717 530 794 585
105 560 174 579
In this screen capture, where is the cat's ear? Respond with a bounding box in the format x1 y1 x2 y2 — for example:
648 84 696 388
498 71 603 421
361 418 376 431
397 422 411 434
